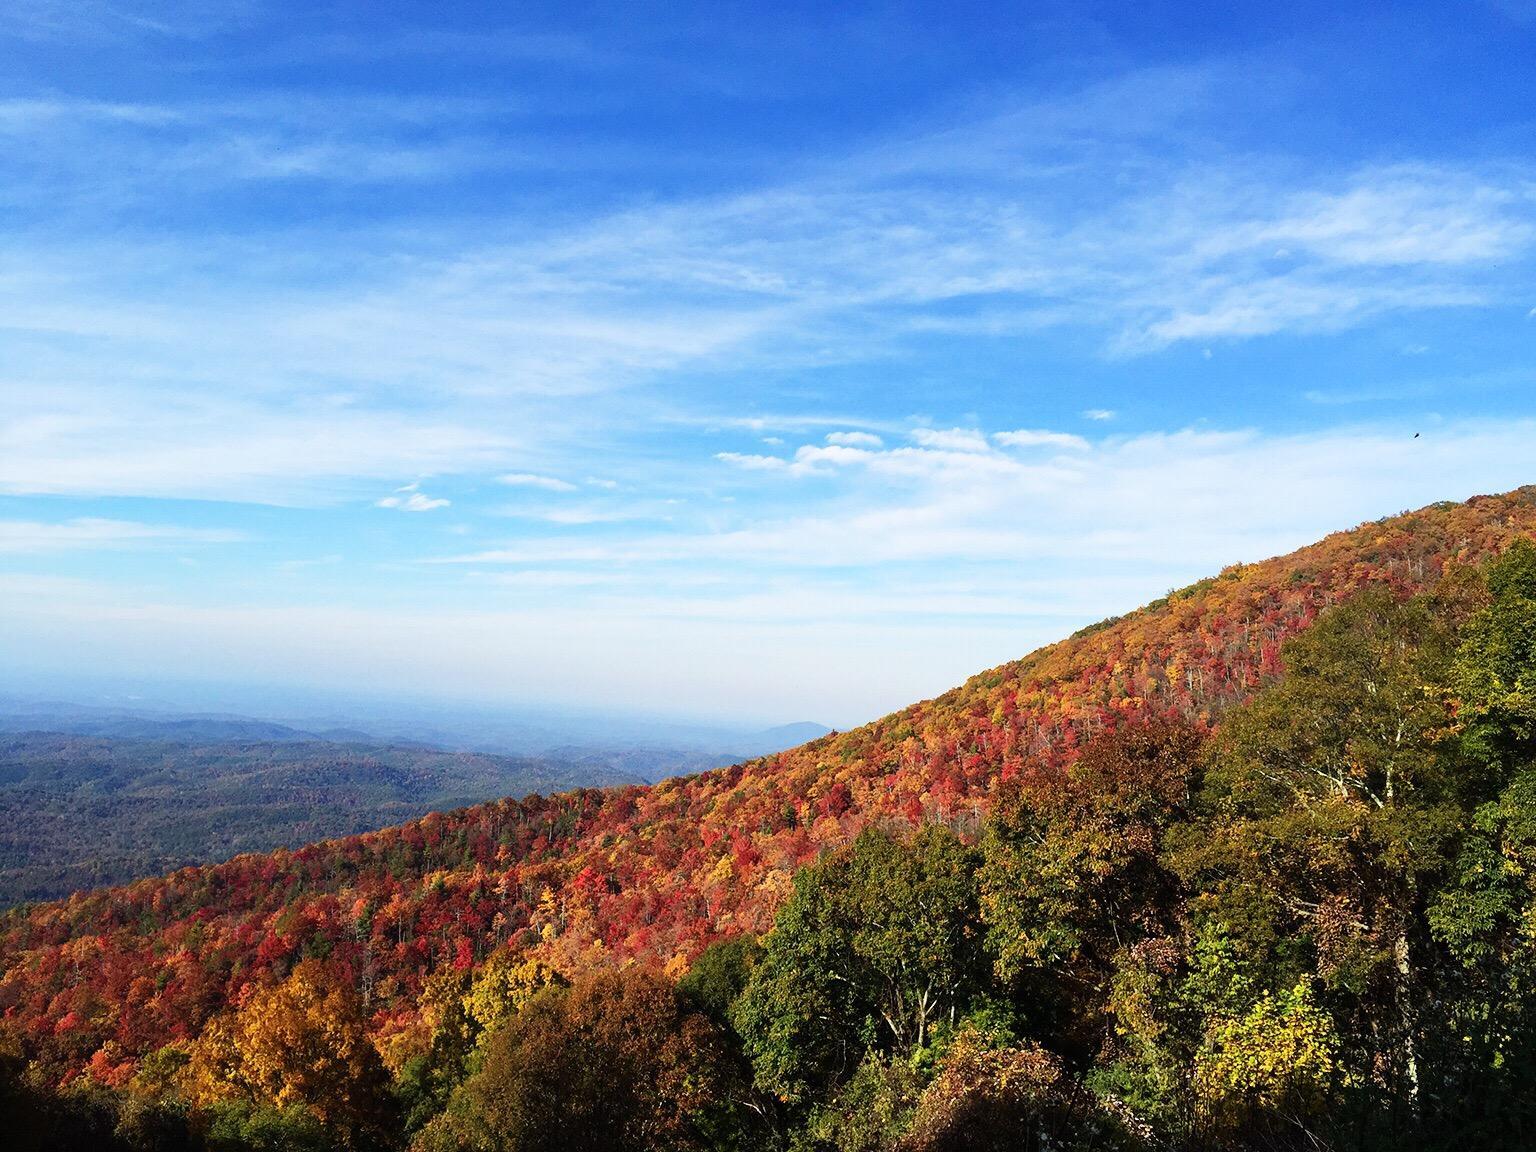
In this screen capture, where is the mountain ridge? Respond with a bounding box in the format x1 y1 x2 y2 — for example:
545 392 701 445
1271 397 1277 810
4 486 1535 1084
0 734 652 907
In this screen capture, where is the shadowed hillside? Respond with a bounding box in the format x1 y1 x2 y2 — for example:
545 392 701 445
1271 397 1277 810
4 487 1534 1087
0 736 647 906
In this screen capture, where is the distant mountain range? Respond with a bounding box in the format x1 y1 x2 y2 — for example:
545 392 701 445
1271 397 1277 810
0 707 830 906
0 698 832 765
0 733 645 907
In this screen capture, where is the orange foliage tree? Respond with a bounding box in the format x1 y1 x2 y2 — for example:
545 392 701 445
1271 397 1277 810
185 959 396 1148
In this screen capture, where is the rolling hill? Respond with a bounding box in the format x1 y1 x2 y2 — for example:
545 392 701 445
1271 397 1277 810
3 486 1534 1087
0 735 648 906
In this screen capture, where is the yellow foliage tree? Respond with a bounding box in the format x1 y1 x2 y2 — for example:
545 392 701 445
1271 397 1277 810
461 950 564 1038
1193 979 1340 1130
185 959 395 1148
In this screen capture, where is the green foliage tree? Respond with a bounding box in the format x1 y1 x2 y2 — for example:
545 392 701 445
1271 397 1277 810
798 1054 922 1152
1202 587 1459 811
392 969 475 1138
732 826 984 1107
199 1101 333 1152
1451 536 1536 766
394 943 568 1135
980 718 1204 1057
1417 539 1536 1143
1173 590 1465 1129
1183 929 1340 1141
679 935 762 1024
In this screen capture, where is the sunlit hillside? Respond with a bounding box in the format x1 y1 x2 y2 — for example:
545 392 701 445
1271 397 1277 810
5 486 1534 1093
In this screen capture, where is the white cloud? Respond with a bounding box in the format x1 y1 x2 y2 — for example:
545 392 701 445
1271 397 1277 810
376 493 449 511
716 451 788 471
826 430 883 447
718 443 886 478
0 388 515 504
446 418 1536 574
1253 175 1529 266
909 427 990 452
20 419 1534 724
499 472 578 492
6 57 1536 721
375 483 450 511
791 444 877 471
0 517 244 553
994 429 1090 451
3 70 1533 516
1126 279 1485 351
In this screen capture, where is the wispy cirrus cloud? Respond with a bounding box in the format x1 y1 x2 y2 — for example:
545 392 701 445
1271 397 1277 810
375 482 450 512
1247 177 1530 265
7 0 256 43
4 8 1535 724
0 386 517 503
6 69 1532 387
1 69 1530 522
448 418 1536 574
0 91 559 209
0 517 244 553
499 473 579 492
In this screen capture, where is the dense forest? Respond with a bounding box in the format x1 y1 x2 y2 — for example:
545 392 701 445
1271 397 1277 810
3 487 1536 1150
0 737 641 905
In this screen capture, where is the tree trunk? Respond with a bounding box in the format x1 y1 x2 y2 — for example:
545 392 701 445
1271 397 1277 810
1395 931 1419 1111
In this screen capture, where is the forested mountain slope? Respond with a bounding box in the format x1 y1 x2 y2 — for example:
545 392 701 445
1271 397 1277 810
4 487 1535 1089
0 735 644 906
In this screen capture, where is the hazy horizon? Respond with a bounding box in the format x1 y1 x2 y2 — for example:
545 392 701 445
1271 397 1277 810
0 670 837 745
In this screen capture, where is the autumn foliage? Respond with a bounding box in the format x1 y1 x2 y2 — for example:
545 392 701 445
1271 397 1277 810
3 486 1536 1127
185 959 396 1148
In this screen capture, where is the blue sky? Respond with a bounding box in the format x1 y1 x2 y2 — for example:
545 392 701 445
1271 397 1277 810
4 1 1536 726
